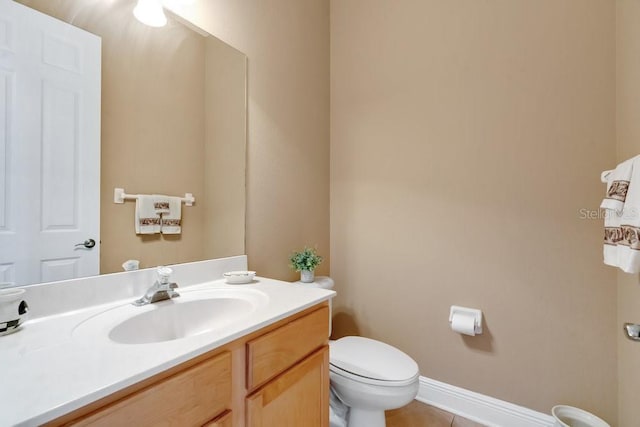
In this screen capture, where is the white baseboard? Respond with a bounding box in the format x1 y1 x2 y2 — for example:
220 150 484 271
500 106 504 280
416 376 556 427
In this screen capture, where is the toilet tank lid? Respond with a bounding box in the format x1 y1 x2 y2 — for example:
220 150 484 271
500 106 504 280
330 336 419 382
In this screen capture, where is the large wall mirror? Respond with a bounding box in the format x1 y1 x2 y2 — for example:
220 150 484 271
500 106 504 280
2 0 246 286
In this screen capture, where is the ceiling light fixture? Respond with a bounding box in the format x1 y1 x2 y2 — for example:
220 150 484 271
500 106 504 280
133 0 167 28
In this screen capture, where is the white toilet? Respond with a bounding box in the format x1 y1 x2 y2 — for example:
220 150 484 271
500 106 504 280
295 277 420 427
330 336 420 427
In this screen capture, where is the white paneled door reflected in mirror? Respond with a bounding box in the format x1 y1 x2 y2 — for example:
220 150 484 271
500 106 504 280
0 0 101 286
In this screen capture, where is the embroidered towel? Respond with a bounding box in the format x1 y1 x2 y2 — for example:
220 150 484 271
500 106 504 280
161 197 182 234
618 156 640 273
135 195 161 234
601 155 640 273
601 159 633 268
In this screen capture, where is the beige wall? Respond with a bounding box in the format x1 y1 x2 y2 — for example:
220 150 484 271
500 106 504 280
170 0 331 280
331 0 617 423
616 2 640 426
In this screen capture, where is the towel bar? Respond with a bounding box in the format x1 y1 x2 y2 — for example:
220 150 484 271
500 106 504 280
113 188 195 206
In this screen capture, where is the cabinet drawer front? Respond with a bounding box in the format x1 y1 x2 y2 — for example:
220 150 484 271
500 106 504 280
72 351 232 427
247 306 329 391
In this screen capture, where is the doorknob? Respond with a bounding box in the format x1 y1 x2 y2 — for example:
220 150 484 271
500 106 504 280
75 239 96 249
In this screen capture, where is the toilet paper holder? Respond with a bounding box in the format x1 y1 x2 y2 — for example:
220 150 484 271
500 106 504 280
449 305 483 335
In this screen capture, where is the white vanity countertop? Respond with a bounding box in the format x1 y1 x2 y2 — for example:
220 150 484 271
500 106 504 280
0 278 334 427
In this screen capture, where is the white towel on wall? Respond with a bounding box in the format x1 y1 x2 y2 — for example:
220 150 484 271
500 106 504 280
135 195 161 234
602 156 640 273
161 197 182 234
618 157 640 273
601 162 629 267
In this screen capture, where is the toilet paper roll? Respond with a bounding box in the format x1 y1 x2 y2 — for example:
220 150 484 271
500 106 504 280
451 312 476 336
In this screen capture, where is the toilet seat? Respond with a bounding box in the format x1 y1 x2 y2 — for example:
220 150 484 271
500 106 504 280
330 336 419 386
330 363 419 387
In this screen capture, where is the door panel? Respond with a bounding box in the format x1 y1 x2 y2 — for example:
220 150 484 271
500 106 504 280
41 82 79 230
41 257 79 283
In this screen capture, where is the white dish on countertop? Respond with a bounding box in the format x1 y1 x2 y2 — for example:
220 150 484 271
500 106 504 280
223 271 256 284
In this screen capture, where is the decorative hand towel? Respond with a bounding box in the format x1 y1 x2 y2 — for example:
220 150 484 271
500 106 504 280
601 159 634 268
617 156 640 273
601 155 640 273
160 197 182 234
135 195 161 234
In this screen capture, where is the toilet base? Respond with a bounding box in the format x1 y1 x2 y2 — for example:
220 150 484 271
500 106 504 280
348 408 386 427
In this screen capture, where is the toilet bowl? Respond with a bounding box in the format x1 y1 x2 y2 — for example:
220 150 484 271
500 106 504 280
295 277 420 427
329 336 420 427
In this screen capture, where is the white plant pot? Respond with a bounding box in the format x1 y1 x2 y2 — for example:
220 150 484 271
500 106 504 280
301 270 315 283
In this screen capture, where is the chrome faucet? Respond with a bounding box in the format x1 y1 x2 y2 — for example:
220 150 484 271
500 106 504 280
132 266 180 306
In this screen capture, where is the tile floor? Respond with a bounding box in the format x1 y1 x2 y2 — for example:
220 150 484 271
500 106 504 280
386 401 486 427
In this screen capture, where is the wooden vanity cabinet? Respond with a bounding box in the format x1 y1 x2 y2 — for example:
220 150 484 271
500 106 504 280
47 302 330 427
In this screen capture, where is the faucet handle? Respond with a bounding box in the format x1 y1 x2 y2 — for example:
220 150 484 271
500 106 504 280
156 266 173 284
166 282 180 299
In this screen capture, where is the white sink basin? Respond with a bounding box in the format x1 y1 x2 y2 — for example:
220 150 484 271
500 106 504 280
73 288 269 345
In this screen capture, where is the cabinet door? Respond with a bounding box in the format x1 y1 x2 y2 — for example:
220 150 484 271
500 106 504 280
246 346 329 427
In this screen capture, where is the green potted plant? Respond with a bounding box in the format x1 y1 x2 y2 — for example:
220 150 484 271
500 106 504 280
289 247 323 283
